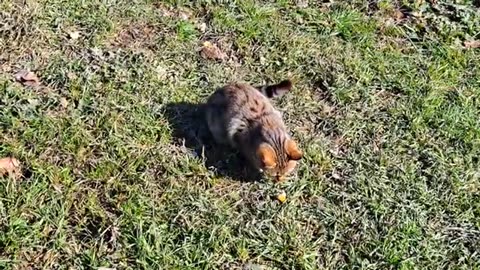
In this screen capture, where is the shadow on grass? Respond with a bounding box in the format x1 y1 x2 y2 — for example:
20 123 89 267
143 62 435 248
164 102 262 182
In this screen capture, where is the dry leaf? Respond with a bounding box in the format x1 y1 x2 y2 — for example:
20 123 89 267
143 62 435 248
59 97 69 108
259 56 266 65
296 0 308 8
15 70 40 87
276 191 287 203
244 263 267 270
28 98 39 106
155 65 168 80
67 72 77 80
464 40 480 49
332 172 342 180
69 31 81 40
90 47 103 57
0 157 21 178
178 11 190 20
393 10 405 21
154 3 174 17
52 183 63 193
197 22 207 32
200 41 227 60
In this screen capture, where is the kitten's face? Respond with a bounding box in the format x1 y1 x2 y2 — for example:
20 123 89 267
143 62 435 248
262 159 299 182
256 139 302 181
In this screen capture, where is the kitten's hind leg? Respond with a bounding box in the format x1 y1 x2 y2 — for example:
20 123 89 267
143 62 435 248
205 108 230 146
208 124 230 145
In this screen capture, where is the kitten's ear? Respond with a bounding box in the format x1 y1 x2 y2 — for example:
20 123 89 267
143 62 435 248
257 143 277 168
286 139 303 160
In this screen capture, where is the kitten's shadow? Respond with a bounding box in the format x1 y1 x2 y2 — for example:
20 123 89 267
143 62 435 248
164 102 262 182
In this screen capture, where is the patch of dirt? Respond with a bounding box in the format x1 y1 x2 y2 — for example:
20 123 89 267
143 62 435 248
110 22 159 50
152 3 193 20
0 6 56 75
200 41 227 61
197 35 241 67
0 8 36 46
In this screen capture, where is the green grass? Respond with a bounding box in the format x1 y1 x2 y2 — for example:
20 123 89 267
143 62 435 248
1 0 480 269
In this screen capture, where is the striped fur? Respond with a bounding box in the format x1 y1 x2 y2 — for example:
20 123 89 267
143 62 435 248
256 80 293 98
205 80 302 181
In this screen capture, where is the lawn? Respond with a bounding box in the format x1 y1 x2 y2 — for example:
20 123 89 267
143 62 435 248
1 0 480 269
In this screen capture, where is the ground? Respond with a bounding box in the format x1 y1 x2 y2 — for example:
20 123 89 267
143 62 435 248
1 0 480 269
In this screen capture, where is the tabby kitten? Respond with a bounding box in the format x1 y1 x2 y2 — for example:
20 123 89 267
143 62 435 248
205 80 302 181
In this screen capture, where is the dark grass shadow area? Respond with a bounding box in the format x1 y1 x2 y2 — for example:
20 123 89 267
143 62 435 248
164 102 262 182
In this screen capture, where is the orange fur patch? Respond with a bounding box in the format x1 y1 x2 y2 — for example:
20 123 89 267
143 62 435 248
286 139 302 160
258 144 277 168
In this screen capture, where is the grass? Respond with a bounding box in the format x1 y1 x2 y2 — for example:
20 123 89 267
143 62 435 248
1 0 480 269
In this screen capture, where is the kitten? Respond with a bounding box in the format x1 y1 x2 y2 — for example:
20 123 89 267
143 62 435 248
205 80 302 181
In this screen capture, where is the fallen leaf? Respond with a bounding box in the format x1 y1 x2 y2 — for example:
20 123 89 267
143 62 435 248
52 183 63 193
276 191 287 203
178 11 190 20
67 72 77 80
153 2 173 16
411 11 422 17
197 22 207 32
464 40 480 49
28 98 40 106
15 70 40 87
296 0 308 8
244 263 267 270
259 56 266 65
90 47 103 57
321 103 335 114
200 41 227 60
59 97 69 108
0 157 21 178
332 172 342 180
393 10 405 21
69 31 81 40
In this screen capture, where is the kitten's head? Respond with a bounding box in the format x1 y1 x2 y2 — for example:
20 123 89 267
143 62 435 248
255 138 302 181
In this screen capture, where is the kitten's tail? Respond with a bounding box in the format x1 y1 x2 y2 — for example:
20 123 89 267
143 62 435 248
256 80 292 98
